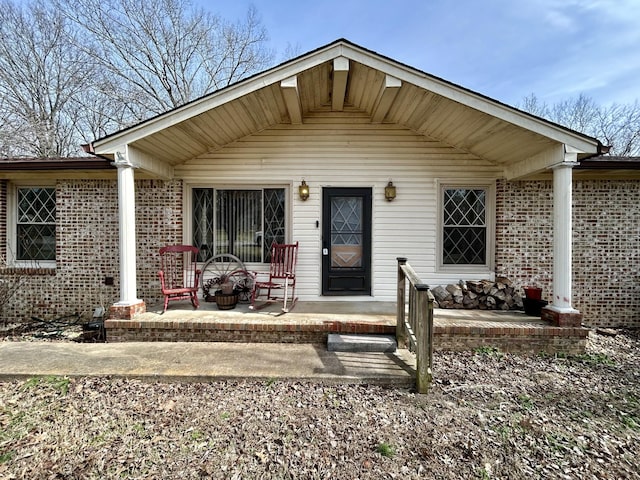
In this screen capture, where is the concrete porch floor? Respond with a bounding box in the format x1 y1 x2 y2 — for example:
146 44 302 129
105 300 589 354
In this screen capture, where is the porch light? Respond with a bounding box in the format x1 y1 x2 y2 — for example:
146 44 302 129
385 181 396 201
299 180 309 201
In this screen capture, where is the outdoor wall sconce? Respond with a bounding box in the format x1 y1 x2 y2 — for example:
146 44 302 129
299 180 310 201
385 181 396 201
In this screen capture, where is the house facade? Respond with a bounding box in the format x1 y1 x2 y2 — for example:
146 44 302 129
1 40 638 328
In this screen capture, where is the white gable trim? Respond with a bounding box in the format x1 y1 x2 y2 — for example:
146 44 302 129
93 40 599 157
94 45 346 153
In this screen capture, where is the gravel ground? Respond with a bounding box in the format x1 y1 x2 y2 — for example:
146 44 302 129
0 329 638 479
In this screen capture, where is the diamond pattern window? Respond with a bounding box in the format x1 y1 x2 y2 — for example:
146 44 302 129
330 196 363 268
17 187 56 261
192 188 285 264
443 188 486 265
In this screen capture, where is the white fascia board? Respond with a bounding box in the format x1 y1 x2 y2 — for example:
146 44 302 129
93 40 600 157
93 45 346 154
341 47 600 154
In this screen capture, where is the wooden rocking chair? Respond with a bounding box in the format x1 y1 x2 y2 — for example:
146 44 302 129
158 245 201 313
250 242 299 313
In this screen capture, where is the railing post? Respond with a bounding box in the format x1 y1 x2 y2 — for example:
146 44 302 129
415 283 433 394
396 257 408 348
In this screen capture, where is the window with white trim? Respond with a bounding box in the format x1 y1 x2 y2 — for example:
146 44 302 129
16 186 56 261
192 188 286 263
441 186 489 267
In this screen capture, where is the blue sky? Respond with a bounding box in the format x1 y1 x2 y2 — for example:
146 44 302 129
199 0 640 108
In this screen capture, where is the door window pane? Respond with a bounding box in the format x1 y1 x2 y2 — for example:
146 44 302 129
330 196 363 268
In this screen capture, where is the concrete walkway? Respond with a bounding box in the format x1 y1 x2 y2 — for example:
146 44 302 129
0 341 417 386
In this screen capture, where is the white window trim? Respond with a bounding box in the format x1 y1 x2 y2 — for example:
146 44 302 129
6 181 57 268
436 179 495 274
183 182 291 268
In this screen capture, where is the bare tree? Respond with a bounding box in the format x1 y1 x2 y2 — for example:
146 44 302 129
280 42 304 63
593 101 640 157
0 0 273 157
0 0 97 157
518 93 640 156
55 0 274 119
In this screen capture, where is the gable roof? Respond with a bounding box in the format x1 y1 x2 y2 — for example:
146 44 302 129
90 39 602 178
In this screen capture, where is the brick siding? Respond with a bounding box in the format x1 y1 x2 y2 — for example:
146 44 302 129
1 176 638 328
0 179 182 323
496 178 640 328
105 316 587 354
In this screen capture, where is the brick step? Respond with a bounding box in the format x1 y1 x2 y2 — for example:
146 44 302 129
327 334 397 353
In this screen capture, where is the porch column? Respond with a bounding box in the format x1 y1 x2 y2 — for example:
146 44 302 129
541 157 582 327
109 151 146 319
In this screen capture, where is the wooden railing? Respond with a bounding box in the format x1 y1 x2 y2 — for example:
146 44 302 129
396 257 434 393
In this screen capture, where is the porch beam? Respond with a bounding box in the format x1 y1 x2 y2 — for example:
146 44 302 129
126 144 174 179
280 76 303 124
331 56 349 111
504 144 565 180
371 75 401 123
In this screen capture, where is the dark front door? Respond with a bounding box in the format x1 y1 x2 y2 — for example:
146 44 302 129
322 188 372 295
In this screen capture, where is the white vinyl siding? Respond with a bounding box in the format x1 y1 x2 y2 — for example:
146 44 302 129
177 113 501 300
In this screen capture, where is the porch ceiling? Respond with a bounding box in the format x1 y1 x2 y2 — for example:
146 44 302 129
92 40 600 177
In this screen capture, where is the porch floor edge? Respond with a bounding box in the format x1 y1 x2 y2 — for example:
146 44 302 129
104 303 589 355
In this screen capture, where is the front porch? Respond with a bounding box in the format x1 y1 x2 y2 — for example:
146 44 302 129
105 301 588 354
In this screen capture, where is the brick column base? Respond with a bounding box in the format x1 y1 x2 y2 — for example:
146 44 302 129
541 306 582 327
108 301 146 320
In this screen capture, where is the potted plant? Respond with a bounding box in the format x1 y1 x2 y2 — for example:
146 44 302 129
202 277 221 302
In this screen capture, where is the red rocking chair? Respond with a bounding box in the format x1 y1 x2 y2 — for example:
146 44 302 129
158 245 201 313
250 242 299 313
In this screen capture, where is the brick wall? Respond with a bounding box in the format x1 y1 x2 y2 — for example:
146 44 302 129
495 179 554 297
2 176 637 328
496 178 640 328
134 179 183 305
572 180 640 327
0 179 182 323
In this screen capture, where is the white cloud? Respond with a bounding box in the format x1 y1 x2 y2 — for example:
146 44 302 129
543 9 578 30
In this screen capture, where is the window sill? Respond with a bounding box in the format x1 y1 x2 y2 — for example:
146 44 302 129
0 266 56 276
436 265 493 276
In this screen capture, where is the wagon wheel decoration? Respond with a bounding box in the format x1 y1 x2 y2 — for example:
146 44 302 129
227 269 255 303
200 254 253 302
